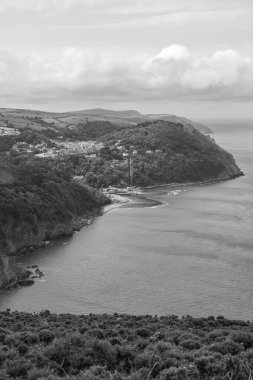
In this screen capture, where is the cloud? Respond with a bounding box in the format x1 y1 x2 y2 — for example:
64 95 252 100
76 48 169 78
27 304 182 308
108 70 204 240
180 50 252 89
0 0 251 14
0 0 87 12
0 45 252 105
0 0 127 13
153 45 190 61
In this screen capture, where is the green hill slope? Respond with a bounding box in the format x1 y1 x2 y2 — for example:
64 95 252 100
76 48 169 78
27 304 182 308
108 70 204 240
0 108 212 137
0 159 108 257
89 120 242 188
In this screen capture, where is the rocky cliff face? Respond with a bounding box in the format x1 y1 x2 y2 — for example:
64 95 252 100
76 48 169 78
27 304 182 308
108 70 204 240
210 148 243 180
0 212 101 289
0 210 102 289
0 254 27 289
0 217 75 255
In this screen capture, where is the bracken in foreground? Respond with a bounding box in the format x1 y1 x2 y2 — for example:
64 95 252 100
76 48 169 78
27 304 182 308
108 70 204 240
0 311 252 379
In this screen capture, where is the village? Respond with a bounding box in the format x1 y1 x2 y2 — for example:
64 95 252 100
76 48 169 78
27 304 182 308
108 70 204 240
0 127 20 136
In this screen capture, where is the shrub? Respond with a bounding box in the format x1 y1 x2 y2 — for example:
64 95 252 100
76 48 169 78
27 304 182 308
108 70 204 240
135 328 150 338
4 334 18 348
43 338 70 364
27 367 51 380
180 338 200 350
209 339 242 355
93 340 117 369
159 366 187 380
5 359 31 378
89 329 105 340
20 332 40 345
0 334 5 343
17 343 29 355
230 331 253 349
76 365 113 380
38 329 55 344
110 337 121 346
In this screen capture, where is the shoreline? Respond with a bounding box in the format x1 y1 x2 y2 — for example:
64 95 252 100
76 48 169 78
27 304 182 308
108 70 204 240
103 193 163 213
1 173 243 290
142 173 244 190
6 175 243 254
3 192 163 291
103 174 244 213
0 208 104 290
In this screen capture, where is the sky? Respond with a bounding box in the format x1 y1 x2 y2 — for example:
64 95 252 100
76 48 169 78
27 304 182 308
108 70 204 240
0 0 253 119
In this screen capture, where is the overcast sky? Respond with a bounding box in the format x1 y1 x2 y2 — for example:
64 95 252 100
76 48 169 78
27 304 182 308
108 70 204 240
0 0 253 119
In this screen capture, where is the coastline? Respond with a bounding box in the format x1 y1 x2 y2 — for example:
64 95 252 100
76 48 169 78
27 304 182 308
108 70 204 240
142 173 244 190
1 192 164 290
3 172 244 257
103 173 244 214
0 173 243 290
0 208 104 290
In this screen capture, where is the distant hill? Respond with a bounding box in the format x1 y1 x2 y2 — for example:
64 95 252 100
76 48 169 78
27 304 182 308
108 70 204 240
0 107 212 137
0 109 242 189
138 114 212 134
74 108 142 118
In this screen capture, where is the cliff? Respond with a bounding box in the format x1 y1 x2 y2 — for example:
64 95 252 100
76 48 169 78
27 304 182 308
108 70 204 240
0 216 81 255
0 255 27 289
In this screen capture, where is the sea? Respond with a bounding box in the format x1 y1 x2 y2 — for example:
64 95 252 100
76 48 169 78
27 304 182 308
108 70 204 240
0 120 252 319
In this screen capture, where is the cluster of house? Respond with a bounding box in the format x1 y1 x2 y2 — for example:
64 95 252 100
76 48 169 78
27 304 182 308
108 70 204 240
13 140 102 158
8 134 165 173
0 127 20 136
12 141 48 154
37 140 102 158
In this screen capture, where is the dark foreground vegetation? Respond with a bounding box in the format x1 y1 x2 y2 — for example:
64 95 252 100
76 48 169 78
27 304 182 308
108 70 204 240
0 311 252 379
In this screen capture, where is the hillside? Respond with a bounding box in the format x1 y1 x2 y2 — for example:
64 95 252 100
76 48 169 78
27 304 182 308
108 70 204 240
0 158 109 287
74 108 142 117
145 114 212 135
86 120 242 188
0 107 212 137
0 311 252 380
0 119 240 189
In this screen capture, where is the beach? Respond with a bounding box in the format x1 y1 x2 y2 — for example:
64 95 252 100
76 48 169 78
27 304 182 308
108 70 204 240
103 192 163 213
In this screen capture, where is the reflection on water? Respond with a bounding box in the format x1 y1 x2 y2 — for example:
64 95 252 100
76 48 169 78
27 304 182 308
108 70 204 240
0 122 252 319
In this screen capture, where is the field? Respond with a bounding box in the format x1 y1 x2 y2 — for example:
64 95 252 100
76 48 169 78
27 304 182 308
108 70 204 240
0 108 212 135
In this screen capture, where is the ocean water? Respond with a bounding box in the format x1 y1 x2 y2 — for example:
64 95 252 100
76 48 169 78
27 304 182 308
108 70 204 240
0 121 252 319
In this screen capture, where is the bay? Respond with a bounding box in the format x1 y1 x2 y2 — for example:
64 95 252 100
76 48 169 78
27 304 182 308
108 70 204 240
0 121 252 319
